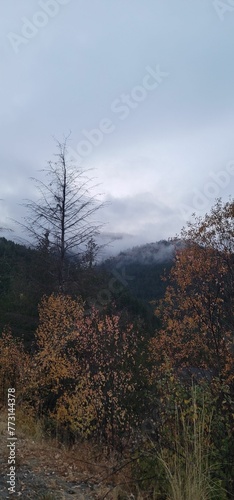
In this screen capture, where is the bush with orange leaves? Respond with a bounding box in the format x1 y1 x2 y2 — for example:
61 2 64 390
28 293 145 447
150 199 234 412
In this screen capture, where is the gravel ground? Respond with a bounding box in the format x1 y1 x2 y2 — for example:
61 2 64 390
0 450 100 499
0 424 108 499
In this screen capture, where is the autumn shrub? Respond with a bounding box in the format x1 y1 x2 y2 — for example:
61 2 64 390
27 293 147 449
150 200 234 386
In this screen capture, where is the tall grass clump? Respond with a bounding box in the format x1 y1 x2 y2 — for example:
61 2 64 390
158 386 226 500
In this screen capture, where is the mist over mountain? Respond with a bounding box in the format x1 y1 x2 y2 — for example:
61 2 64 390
101 239 181 267
100 239 182 304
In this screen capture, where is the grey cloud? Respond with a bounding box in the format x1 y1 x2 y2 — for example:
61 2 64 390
96 192 179 255
0 0 233 254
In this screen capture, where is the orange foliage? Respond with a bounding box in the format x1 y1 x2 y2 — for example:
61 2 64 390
29 293 142 445
150 199 234 386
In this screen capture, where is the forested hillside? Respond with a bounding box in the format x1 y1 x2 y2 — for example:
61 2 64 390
0 237 174 343
100 240 178 301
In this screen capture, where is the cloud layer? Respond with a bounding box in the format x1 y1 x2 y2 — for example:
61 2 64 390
1 0 234 252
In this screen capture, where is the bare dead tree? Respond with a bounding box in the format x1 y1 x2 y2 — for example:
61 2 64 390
21 138 106 291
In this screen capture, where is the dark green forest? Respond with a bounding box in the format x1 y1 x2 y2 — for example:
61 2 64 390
0 236 171 344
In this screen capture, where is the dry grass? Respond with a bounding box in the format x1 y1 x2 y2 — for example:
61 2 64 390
157 388 225 500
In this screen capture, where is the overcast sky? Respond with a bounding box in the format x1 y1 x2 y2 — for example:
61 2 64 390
1 0 234 255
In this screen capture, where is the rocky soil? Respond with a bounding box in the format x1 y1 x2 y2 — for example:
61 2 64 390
0 413 118 500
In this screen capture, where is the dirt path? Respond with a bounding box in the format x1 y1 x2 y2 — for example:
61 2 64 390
0 413 114 499
0 436 101 499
